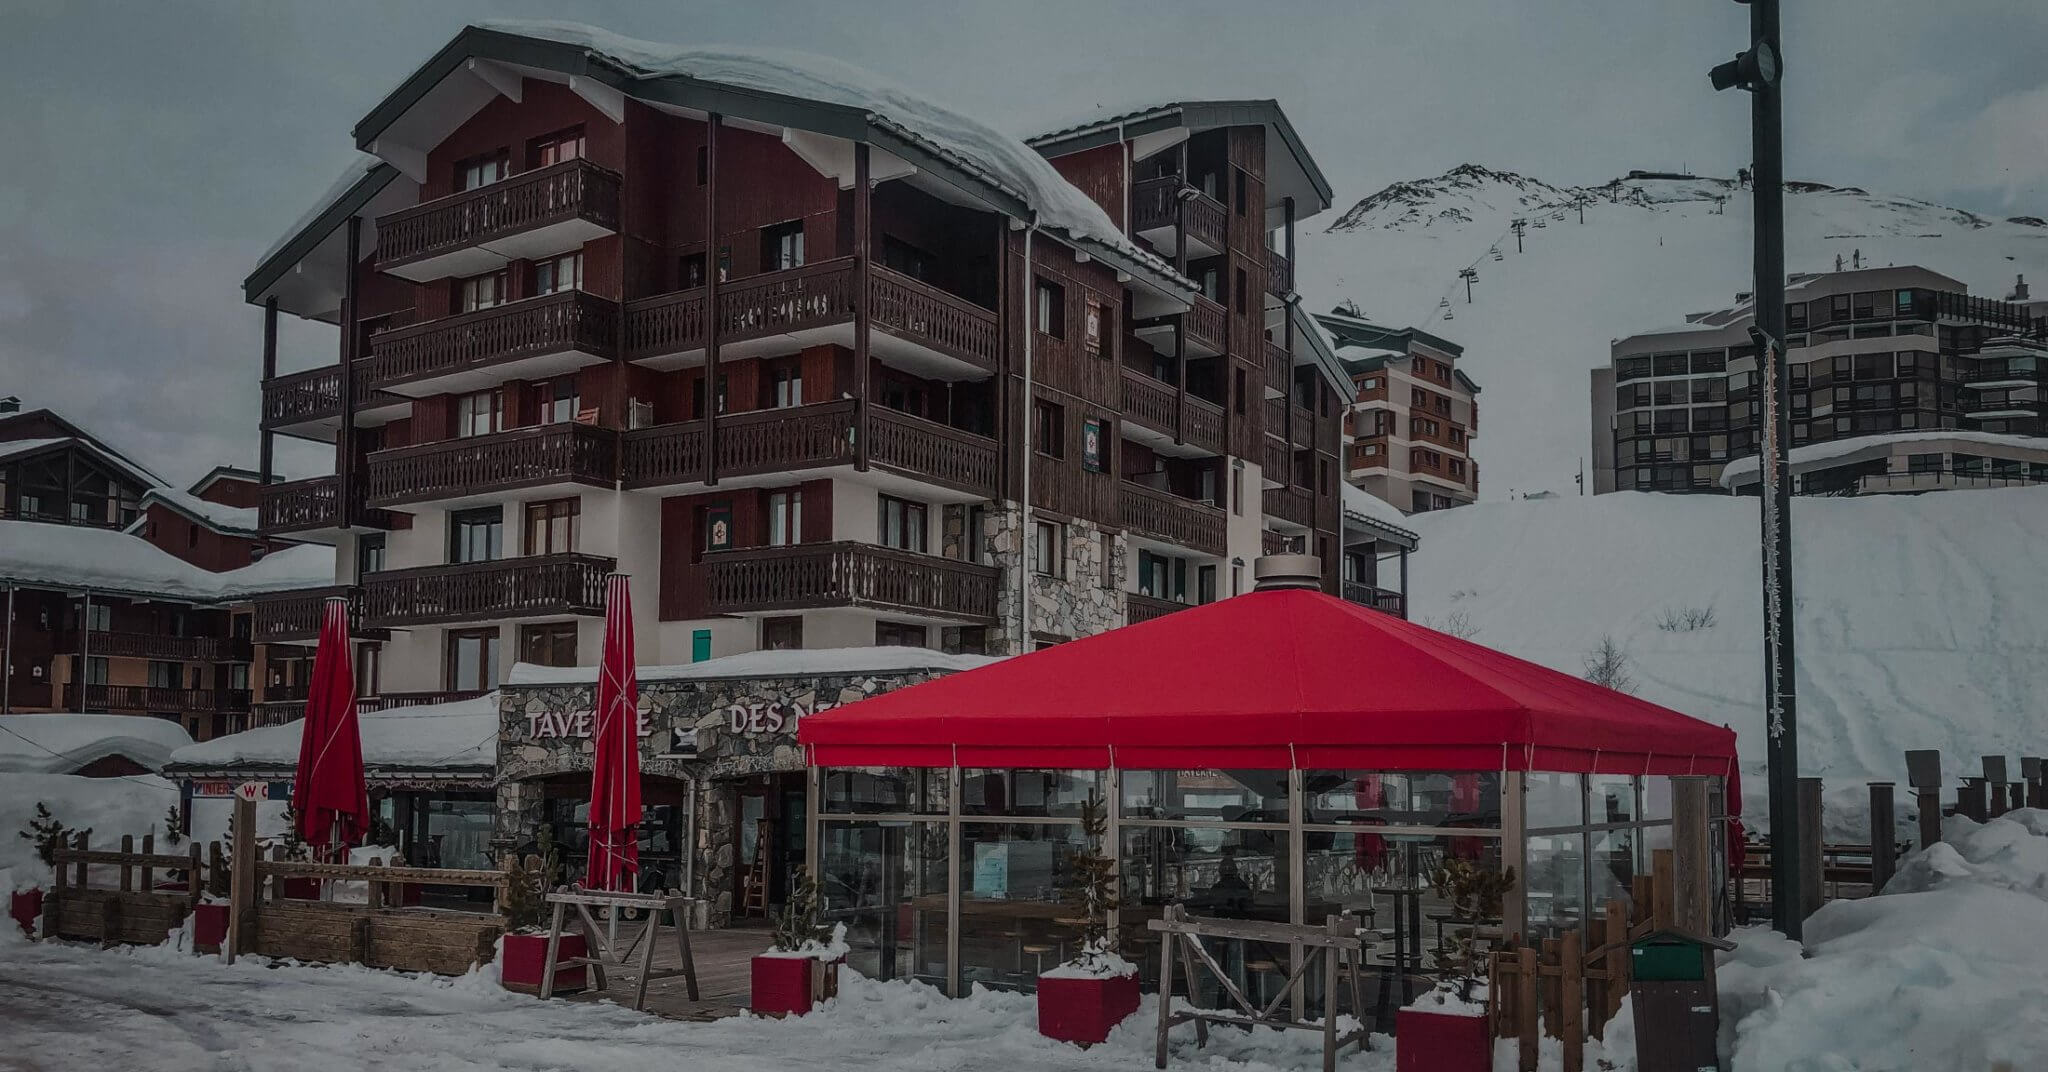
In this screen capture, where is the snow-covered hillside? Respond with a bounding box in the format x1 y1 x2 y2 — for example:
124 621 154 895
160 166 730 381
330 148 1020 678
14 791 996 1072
1302 165 2048 498
1404 487 2048 814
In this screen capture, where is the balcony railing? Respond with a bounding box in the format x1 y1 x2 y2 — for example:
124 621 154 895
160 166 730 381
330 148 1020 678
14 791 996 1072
257 690 486 726
251 586 379 645
702 542 999 620
623 260 999 374
364 553 614 628
869 408 1001 495
1267 341 1291 394
59 631 250 663
1120 481 1227 556
64 683 251 715
1184 396 1225 453
1343 581 1406 618
366 290 618 392
262 366 341 429
621 402 998 496
1267 250 1293 296
1188 295 1228 356
365 422 618 508
1131 177 1229 255
257 476 395 535
1959 363 2044 386
1264 485 1316 527
1264 433 1293 479
375 159 622 273
1126 592 1192 626
1120 368 1179 436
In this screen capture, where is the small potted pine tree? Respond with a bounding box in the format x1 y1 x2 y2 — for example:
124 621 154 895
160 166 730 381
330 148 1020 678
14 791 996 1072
751 868 846 1017
1037 793 1139 1045
13 803 87 936
271 806 320 900
498 827 584 994
1396 858 1515 1072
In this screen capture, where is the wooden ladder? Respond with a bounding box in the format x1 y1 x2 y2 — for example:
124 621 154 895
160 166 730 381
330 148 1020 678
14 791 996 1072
740 819 772 918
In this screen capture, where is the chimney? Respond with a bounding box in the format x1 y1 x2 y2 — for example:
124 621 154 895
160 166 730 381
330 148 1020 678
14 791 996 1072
1253 554 1322 591
2011 274 2030 302
0 396 19 415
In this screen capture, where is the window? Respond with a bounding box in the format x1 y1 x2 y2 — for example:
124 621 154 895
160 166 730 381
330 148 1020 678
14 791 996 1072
875 621 928 648
679 252 706 289
518 622 578 668
962 504 988 564
353 644 379 698
524 498 579 555
457 390 502 438
459 270 509 312
1231 464 1244 517
534 252 583 296
1033 400 1065 458
1034 278 1065 338
84 656 109 686
768 490 802 546
455 149 508 192
446 629 501 693
147 660 180 689
448 506 503 564
877 495 926 553
1198 565 1217 604
761 616 803 650
356 533 386 577
761 220 806 271
530 126 585 168
1031 520 1064 578
1137 550 1187 601
881 236 933 281
770 367 803 409
533 378 580 425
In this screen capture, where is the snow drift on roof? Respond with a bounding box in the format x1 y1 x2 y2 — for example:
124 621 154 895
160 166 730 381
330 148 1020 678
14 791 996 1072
0 714 194 774
1342 482 1416 535
136 487 258 535
504 646 1001 687
166 694 499 773
476 21 1190 292
0 520 332 600
1719 429 2048 486
257 154 383 269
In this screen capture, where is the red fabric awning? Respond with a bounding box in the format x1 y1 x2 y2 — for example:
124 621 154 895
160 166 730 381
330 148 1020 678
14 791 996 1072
800 589 1736 775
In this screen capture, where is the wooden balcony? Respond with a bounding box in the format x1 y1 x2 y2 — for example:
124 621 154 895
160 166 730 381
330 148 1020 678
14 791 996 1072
1131 176 1228 258
1120 480 1227 556
1343 581 1407 619
1266 397 1316 448
59 631 250 663
1262 530 1293 556
363 553 614 628
623 260 999 377
251 586 383 645
620 402 998 497
365 423 618 509
374 159 622 282
258 690 485 725
258 477 397 539
1188 296 1228 357
1126 592 1192 625
1267 249 1294 296
261 364 410 442
1120 368 1179 437
1263 485 1317 528
1267 341 1292 397
64 683 251 716
1264 434 1293 480
702 542 998 620
365 290 618 397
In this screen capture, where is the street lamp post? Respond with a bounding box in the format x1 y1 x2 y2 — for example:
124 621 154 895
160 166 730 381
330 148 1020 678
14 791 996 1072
1712 0 1801 937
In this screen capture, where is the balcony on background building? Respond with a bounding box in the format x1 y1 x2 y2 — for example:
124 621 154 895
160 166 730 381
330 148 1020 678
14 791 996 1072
1125 592 1192 626
1263 485 1316 529
623 260 999 379
1118 369 1227 458
362 553 614 628
1264 434 1293 482
1343 581 1407 619
1266 341 1291 398
365 290 619 398
64 683 251 716
58 631 250 663
257 477 397 541
1120 480 1227 557
1266 249 1293 297
250 585 384 645
620 401 998 497
1133 294 1229 362
1130 176 1228 259
702 542 999 620
374 159 622 282
255 689 484 727
364 422 618 510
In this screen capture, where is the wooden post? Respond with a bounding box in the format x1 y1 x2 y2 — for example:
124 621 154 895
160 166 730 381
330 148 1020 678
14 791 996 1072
72 830 88 890
226 796 255 964
1959 778 1987 823
1154 903 1178 1070
1650 849 1675 930
364 857 383 911
1558 929 1583 1072
1321 916 1342 1072
140 833 155 891
1990 782 2010 817
1515 945 1538 1072
701 113 722 487
119 835 134 892
852 141 872 473
1868 782 1897 892
1671 777 1713 935
1797 778 1824 920
208 841 227 898
1916 786 1943 851
1538 938 1561 1039
186 844 202 906
1602 900 1628 1024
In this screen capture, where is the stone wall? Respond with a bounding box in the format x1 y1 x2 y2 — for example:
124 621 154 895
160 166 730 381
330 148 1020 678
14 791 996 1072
984 499 1126 654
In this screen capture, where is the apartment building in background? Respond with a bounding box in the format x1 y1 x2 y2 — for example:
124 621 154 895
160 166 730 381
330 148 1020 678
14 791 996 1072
1591 266 2048 495
1315 311 1480 513
242 25 1375 701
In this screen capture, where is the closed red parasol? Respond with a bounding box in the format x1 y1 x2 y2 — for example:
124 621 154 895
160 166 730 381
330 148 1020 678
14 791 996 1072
291 596 368 858
587 574 642 892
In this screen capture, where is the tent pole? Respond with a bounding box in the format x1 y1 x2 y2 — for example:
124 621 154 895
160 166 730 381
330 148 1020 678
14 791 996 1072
1501 771 1527 941
1 585 13 714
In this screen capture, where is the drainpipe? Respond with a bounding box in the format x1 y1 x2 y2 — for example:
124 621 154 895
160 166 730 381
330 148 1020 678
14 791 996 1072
79 589 93 711
2 585 12 714
1018 219 1038 654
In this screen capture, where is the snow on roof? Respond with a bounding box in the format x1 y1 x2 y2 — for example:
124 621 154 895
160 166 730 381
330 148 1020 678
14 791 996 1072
0 434 164 491
476 21 1192 294
166 694 499 774
0 520 333 601
505 646 1002 687
1719 430 2048 486
257 154 383 268
133 487 258 535
1342 482 1418 538
0 714 194 774
0 437 70 463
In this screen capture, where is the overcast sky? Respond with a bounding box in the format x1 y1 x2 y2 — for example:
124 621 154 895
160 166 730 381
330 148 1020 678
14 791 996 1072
3 0 2044 485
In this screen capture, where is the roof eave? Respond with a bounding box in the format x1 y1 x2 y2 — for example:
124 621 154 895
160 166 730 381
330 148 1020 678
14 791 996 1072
1028 99 1335 214
242 163 399 306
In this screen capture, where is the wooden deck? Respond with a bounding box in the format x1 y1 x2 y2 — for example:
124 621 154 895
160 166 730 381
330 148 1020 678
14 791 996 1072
556 922 772 1021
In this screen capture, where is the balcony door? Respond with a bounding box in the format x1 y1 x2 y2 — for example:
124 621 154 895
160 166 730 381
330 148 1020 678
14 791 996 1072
446 629 501 693
449 507 503 564
524 499 579 556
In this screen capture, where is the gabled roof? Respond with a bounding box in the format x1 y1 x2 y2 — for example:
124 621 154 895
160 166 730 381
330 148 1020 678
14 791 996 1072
1027 100 1335 218
243 157 401 311
189 465 268 495
127 487 259 537
1342 483 1418 549
0 408 167 489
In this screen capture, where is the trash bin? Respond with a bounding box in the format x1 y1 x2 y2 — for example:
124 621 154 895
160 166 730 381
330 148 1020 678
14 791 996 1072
1628 929 1734 1072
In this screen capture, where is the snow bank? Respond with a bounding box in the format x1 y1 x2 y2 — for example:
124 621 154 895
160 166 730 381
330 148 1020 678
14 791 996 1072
1405 488 2048 830
1723 811 2048 1070
1719 428 2048 486
166 693 498 773
0 713 193 774
0 519 333 599
0 772 179 889
504 647 999 686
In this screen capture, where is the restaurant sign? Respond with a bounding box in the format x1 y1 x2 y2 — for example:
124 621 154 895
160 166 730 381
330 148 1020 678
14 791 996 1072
725 697 838 737
523 709 658 741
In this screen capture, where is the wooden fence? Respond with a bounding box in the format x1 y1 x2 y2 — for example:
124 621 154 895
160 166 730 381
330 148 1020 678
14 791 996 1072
44 832 211 947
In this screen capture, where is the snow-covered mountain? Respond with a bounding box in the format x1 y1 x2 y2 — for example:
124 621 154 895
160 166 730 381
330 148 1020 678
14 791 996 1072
1300 166 2048 498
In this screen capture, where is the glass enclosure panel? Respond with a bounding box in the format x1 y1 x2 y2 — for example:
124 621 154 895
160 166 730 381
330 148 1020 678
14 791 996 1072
1118 825 1293 1007
819 820 949 987
1304 771 1502 828
1641 775 1674 821
1121 769 1288 822
1525 832 1586 935
1588 775 1639 825
957 822 1088 992
1526 772 1585 829
1589 828 1638 913
424 799 494 870
961 769 1103 818
821 767 948 814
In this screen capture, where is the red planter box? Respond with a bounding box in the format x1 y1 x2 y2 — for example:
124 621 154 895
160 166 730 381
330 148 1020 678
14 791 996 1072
751 955 839 1017
1396 1007 1492 1072
192 903 229 952
280 877 322 900
500 933 588 995
1037 972 1141 1046
10 888 43 937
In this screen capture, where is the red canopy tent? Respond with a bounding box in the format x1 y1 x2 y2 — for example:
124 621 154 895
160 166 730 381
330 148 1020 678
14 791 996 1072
801 588 1736 778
